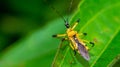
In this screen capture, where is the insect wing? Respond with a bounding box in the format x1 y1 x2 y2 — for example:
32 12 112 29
77 43 90 61
72 35 90 61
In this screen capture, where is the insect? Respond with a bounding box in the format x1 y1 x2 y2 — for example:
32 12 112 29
47 0 95 66
52 18 94 61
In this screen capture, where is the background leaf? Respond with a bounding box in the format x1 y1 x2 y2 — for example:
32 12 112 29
0 19 66 67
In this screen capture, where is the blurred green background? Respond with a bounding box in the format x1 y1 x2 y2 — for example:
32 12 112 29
0 0 80 67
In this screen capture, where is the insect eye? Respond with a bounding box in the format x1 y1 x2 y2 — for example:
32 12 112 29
65 24 70 28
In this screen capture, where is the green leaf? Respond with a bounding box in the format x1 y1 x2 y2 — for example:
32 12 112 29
108 54 120 67
93 31 120 67
52 0 120 67
76 0 120 67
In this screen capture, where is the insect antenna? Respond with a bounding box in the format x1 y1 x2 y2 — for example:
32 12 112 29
44 0 67 23
44 0 74 28
66 0 73 21
64 0 73 28
50 5 67 23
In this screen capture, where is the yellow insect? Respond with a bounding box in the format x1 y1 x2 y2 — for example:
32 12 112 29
52 19 94 61
47 0 95 66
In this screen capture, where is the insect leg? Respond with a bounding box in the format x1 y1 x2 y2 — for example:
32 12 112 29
78 32 87 39
69 49 77 66
79 32 87 36
58 38 68 49
89 42 95 47
52 34 66 37
61 37 68 41
71 18 80 30
82 40 95 47
69 43 75 51
73 50 77 56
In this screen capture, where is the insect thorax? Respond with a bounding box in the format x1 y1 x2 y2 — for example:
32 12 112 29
66 28 77 37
